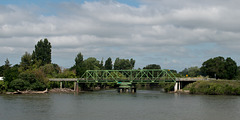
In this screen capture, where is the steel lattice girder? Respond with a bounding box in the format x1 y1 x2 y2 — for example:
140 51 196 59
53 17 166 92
78 69 176 83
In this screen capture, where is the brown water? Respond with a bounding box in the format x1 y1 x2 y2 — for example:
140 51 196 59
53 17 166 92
1 89 240 120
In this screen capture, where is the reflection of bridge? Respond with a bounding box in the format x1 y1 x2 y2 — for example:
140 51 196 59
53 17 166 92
49 69 176 92
49 69 213 92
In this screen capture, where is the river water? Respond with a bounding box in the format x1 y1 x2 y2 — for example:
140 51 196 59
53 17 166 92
1 89 240 120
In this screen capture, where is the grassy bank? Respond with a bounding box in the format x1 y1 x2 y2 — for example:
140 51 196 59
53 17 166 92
184 80 240 95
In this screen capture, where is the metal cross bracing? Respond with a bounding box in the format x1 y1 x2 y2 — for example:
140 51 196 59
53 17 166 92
78 69 176 83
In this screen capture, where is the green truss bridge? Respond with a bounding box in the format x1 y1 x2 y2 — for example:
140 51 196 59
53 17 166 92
49 69 177 92
79 69 176 83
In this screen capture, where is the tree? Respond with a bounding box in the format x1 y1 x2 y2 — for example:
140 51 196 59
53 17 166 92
130 58 135 69
200 56 237 79
0 65 4 76
99 58 104 70
188 66 201 77
114 58 120 70
114 58 135 70
84 57 101 70
75 52 85 77
4 58 11 69
3 64 20 90
32 38 51 66
143 64 161 69
180 68 188 76
20 52 32 71
105 57 112 70
225 57 237 79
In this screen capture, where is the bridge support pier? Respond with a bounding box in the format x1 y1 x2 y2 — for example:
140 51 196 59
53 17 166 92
118 87 136 93
174 82 181 92
74 82 78 92
60 82 63 89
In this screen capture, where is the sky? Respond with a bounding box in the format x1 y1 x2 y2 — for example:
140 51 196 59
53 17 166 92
1 0 240 72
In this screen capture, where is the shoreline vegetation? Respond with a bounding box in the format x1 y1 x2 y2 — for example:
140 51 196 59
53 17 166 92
159 80 240 95
183 80 240 95
2 80 240 95
1 39 240 96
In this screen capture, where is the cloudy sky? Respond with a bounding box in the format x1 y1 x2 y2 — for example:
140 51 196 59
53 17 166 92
0 0 240 72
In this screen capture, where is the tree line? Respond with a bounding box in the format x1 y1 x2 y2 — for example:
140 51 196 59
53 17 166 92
1 39 240 93
179 56 239 80
0 39 138 92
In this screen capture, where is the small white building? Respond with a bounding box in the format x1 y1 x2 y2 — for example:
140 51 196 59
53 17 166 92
0 77 3 81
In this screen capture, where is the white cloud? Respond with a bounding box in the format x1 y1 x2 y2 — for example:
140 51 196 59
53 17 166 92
0 0 240 71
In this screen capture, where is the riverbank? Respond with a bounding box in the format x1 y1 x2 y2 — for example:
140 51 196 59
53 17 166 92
183 80 240 95
1 88 78 94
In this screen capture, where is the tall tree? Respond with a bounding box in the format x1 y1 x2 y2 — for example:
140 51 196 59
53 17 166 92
114 58 120 70
99 58 104 70
75 52 85 77
32 38 51 66
3 61 20 89
4 58 11 69
201 56 237 79
84 57 101 70
20 52 32 71
225 57 237 79
130 58 135 69
104 57 112 70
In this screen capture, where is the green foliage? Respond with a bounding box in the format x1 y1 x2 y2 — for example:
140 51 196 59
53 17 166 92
19 71 37 84
40 64 61 78
114 58 135 70
3 64 20 89
0 81 5 93
57 69 76 78
159 82 175 92
201 56 237 79
20 52 32 71
32 38 51 66
75 52 85 77
18 69 48 90
143 64 161 69
84 57 101 70
180 66 201 77
188 66 201 77
9 79 30 91
184 80 240 95
48 81 60 89
0 65 4 76
225 58 238 79
30 81 47 91
104 57 112 70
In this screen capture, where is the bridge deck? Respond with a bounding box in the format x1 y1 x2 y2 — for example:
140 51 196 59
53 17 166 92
49 78 215 82
176 78 216 82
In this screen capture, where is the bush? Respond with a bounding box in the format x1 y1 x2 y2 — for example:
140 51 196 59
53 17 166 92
0 81 5 93
30 81 47 91
9 79 30 91
159 82 175 92
184 80 240 95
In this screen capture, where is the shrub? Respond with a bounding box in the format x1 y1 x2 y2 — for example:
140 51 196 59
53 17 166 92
9 79 30 91
184 80 240 95
159 82 175 92
30 81 47 91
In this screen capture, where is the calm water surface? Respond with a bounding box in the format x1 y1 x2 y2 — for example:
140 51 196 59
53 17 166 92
1 89 240 120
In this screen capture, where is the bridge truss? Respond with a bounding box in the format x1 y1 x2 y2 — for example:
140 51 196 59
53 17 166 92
79 69 176 83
